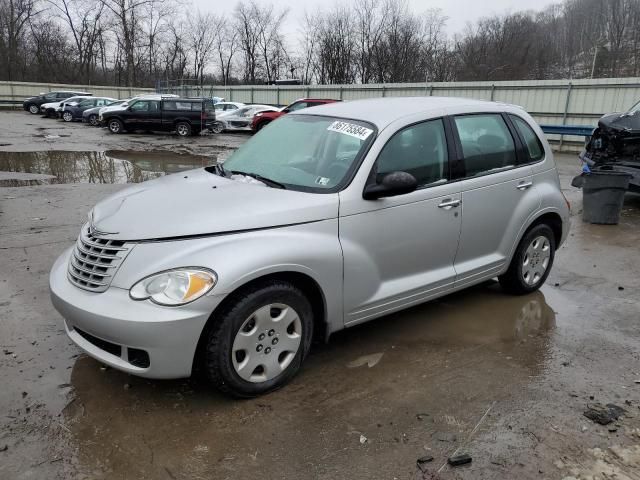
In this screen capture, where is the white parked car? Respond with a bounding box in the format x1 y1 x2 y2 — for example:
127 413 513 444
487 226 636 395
212 104 278 133
41 95 92 118
214 101 245 113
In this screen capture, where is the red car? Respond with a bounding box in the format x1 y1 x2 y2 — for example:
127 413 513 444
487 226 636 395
251 98 340 132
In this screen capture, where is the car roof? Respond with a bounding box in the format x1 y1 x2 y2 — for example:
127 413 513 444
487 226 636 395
294 97 515 129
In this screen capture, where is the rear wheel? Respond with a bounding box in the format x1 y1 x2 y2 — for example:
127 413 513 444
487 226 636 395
108 119 124 134
204 280 314 397
28 104 39 114
88 114 98 126
176 121 192 137
62 111 73 122
499 224 555 295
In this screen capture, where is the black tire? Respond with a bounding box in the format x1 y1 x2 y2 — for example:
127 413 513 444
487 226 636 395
211 122 224 134
204 280 314 398
175 121 192 137
499 224 556 295
28 104 39 114
88 114 98 126
108 118 124 134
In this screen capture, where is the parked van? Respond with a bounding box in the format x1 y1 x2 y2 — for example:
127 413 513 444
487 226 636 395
50 97 570 397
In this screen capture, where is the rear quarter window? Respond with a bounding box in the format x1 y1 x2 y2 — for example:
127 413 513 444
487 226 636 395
509 115 545 162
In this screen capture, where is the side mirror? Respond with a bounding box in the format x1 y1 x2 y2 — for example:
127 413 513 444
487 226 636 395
363 171 418 200
126 106 132 111
282 108 290 113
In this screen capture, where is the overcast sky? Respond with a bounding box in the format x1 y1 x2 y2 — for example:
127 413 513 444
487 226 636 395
194 0 555 40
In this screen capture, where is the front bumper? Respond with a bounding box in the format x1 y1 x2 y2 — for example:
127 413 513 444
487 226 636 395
49 248 223 379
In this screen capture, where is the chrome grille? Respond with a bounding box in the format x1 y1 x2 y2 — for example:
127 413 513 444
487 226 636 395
67 225 131 292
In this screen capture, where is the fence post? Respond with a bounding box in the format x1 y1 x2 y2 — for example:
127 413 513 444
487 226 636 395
429 85 434 96
339 86 343 100
277 87 280 105
381 85 386 97
490 84 496 101
559 82 573 150
306 86 310 98
250 87 254 104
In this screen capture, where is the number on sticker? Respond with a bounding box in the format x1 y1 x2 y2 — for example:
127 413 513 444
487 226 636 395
327 121 373 141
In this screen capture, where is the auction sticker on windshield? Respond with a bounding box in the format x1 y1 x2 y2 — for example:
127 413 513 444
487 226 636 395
327 121 373 140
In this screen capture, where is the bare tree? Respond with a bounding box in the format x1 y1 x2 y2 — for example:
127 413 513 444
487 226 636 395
187 10 220 87
44 0 107 82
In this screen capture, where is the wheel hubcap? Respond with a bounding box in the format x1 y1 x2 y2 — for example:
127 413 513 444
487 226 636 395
522 235 551 286
90 116 97 125
232 303 302 383
110 122 119 132
178 125 187 135
64 112 71 121
29 105 38 113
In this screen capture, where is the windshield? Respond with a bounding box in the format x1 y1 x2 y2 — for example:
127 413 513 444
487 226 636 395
222 114 376 192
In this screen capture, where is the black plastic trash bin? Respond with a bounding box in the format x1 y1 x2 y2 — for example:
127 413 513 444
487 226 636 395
582 171 632 224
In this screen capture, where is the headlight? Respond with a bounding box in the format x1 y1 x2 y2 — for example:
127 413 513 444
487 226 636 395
130 268 217 306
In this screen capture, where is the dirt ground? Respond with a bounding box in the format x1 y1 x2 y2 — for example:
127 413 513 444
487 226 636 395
1 110 639 480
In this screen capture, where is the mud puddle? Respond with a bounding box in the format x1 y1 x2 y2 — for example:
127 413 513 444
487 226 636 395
3 283 559 479
0 150 226 186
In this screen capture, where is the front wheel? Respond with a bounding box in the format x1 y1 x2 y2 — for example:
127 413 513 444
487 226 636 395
88 114 98 126
499 224 556 295
28 104 39 114
108 119 124 134
204 281 314 397
175 121 192 137
62 111 73 122
211 121 224 134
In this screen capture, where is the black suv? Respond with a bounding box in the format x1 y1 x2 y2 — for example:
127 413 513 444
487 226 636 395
101 97 216 136
22 91 92 114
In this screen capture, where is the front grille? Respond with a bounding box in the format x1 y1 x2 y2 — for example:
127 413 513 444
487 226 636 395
67 225 131 292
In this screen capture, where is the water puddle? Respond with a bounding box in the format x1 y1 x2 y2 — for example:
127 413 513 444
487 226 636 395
0 150 229 187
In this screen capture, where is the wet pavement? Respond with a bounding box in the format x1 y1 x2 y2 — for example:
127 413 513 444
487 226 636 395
1 110 640 479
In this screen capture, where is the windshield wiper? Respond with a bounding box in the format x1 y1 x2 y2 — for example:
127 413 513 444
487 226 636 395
211 163 227 177
229 170 286 189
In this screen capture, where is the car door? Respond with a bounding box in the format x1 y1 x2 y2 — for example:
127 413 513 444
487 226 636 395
450 113 541 288
340 118 462 326
124 100 149 129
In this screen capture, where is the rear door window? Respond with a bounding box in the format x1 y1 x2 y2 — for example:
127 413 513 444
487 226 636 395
376 119 448 187
509 115 544 162
453 114 517 177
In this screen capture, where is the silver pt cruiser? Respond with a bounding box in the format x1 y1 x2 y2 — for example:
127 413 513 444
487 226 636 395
50 97 570 397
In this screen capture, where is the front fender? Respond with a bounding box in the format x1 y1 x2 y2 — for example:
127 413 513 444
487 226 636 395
111 219 344 333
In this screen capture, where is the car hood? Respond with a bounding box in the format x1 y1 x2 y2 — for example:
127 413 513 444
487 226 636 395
90 168 339 241
598 111 640 133
41 101 61 109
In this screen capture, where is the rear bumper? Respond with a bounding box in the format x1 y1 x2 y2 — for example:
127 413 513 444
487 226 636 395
49 248 223 379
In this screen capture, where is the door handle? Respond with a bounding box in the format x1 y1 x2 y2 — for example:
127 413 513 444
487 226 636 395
516 181 533 190
438 198 461 209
